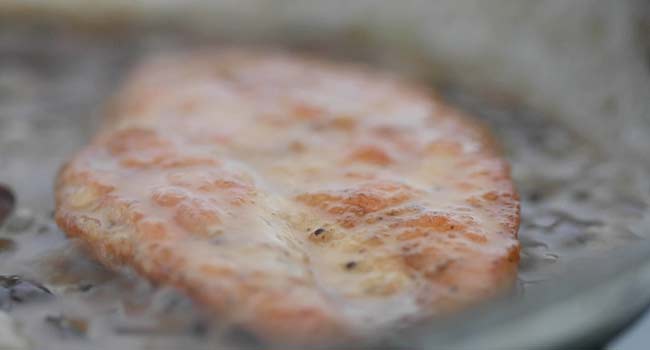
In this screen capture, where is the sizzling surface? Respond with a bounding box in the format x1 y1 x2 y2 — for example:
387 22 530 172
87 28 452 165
54 50 519 343
0 27 647 350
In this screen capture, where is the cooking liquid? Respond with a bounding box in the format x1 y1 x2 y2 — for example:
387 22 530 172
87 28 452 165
0 25 648 350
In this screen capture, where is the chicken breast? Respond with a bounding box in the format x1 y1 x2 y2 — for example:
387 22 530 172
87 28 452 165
55 49 520 345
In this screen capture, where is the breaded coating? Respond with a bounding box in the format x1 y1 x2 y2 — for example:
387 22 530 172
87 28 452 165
55 50 520 345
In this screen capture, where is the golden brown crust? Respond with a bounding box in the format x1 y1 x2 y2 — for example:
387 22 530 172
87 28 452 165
55 49 520 345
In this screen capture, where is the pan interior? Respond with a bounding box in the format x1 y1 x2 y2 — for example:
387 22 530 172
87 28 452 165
0 10 648 349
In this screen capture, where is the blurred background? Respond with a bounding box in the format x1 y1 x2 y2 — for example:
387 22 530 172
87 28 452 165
0 0 648 349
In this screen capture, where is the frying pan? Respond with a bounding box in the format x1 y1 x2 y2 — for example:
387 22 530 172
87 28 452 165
0 1 648 349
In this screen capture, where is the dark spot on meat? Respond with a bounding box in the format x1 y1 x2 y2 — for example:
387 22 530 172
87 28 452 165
45 314 88 338
345 261 357 270
449 286 459 293
309 227 332 243
0 184 15 226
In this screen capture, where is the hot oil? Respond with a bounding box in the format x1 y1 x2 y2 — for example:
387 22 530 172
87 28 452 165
0 25 648 349
439 88 649 291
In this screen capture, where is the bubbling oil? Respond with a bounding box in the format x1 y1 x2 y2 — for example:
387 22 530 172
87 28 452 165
0 25 647 350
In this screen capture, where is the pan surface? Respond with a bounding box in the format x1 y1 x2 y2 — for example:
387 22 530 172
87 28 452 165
0 1 649 348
